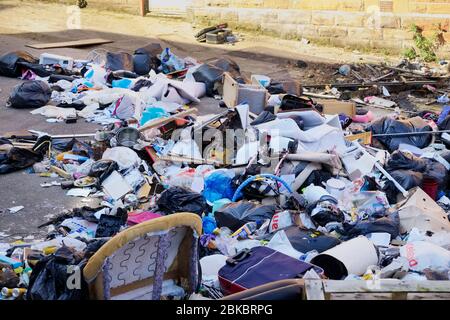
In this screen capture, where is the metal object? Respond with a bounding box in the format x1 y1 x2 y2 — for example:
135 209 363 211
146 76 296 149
116 127 141 147
373 129 450 138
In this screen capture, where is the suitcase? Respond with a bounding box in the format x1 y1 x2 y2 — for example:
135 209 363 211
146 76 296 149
218 246 323 296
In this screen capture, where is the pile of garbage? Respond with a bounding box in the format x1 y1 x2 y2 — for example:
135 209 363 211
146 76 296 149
195 23 239 45
1 44 450 300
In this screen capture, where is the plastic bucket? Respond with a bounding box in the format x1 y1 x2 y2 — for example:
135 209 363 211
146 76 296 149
422 177 439 200
310 236 379 279
323 178 346 201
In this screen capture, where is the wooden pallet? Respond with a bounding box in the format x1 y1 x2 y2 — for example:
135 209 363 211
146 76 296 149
304 279 450 300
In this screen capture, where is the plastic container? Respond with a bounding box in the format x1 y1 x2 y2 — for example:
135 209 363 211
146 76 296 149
310 236 379 280
422 177 439 200
39 53 74 70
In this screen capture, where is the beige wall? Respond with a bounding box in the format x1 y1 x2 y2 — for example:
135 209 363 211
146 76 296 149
187 0 450 53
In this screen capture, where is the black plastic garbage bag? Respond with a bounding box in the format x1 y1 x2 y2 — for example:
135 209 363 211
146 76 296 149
16 62 53 77
386 150 427 172
26 246 88 300
105 52 134 72
95 214 125 238
0 147 43 174
157 186 208 216
293 161 332 191
7 80 52 109
211 58 242 80
424 159 448 188
133 43 162 75
0 51 37 77
368 116 433 152
283 226 341 253
280 95 315 111
214 201 277 231
89 159 119 184
192 63 224 97
309 200 345 227
383 170 423 203
339 211 400 240
250 111 276 125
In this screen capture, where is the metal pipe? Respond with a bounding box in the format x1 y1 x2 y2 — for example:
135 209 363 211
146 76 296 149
372 130 450 138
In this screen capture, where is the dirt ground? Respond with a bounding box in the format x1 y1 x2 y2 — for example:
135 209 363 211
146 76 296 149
0 0 403 241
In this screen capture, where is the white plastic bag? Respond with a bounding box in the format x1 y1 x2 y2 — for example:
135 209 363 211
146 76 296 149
400 241 450 271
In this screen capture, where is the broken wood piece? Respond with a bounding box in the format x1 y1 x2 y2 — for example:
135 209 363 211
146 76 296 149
26 38 113 49
138 108 198 132
50 165 72 179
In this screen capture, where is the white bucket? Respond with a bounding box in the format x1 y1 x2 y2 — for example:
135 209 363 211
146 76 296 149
323 178 346 201
310 236 379 279
302 184 332 204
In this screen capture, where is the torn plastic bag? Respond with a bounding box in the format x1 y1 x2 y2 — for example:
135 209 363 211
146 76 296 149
157 186 208 216
105 52 134 72
7 80 52 109
0 51 37 77
102 147 141 170
214 201 277 232
386 150 427 172
26 246 88 300
368 116 433 152
283 226 341 253
192 63 224 97
383 170 423 203
339 211 400 241
133 43 162 75
0 147 43 174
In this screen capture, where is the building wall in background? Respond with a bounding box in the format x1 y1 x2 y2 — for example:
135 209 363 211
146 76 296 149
187 0 450 53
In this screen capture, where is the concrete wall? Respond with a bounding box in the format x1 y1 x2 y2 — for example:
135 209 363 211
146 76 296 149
46 0 142 15
187 0 450 53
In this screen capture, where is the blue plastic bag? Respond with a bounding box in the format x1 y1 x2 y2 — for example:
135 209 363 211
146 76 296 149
203 170 236 203
160 48 185 74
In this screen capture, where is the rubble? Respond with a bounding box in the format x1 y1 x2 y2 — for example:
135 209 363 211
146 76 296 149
1 43 450 301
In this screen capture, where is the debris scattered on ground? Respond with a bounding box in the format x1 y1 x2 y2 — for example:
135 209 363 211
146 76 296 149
1 38 450 301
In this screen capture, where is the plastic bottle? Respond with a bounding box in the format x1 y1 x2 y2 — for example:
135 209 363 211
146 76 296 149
231 222 259 240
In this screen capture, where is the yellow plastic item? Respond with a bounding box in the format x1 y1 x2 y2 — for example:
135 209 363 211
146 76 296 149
43 246 57 255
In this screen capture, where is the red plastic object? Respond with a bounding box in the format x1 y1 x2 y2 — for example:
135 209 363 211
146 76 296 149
422 177 439 200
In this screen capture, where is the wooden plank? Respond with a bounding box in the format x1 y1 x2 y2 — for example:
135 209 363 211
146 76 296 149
26 38 113 49
304 280 326 300
138 108 198 133
323 280 450 293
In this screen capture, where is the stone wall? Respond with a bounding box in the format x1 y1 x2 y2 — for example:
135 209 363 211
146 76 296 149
187 0 450 54
44 0 142 15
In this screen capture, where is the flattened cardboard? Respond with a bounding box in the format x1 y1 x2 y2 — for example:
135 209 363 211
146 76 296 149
396 187 450 234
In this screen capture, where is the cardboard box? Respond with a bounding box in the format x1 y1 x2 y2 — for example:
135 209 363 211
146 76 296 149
316 99 356 117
